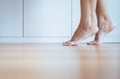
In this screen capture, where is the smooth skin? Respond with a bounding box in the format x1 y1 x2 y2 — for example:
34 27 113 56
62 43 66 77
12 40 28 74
63 0 115 46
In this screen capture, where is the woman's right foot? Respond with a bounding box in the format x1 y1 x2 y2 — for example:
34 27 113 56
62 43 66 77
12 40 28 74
63 21 98 46
87 20 115 45
63 11 99 46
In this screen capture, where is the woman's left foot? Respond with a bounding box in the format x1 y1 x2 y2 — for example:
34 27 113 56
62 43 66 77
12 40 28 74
87 21 115 45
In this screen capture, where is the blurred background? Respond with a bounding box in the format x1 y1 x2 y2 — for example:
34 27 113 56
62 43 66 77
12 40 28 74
0 0 120 43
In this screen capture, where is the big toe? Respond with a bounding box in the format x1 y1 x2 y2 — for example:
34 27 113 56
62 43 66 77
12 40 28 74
63 41 78 46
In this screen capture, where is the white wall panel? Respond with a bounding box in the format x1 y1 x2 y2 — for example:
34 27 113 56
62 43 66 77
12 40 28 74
0 0 22 37
24 0 71 37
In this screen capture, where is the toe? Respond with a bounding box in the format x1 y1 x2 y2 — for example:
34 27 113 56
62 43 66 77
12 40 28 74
62 42 69 46
63 41 71 46
87 41 94 45
63 41 78 46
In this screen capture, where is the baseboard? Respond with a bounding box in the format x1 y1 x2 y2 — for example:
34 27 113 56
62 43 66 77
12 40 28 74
0 36 120 43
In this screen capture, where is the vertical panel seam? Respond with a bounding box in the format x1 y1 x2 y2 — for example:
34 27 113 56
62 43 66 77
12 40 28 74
71 0 73 36
22 0 24 37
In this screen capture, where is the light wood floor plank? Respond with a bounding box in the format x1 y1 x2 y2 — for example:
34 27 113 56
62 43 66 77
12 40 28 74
0 44 120 79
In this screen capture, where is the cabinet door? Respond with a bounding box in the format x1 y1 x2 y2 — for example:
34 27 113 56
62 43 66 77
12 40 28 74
24 0 71 37
0 0 22 37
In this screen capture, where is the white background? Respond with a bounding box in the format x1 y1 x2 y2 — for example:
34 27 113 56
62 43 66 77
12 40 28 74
0 0 120 43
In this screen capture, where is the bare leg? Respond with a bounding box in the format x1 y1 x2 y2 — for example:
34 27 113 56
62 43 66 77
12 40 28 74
63 0 98 46
87 0 115 45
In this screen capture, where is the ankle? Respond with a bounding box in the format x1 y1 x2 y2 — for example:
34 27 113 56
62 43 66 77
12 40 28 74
97 15 112 25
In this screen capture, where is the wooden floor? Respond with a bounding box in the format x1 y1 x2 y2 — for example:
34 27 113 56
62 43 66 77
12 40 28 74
0 44 120 79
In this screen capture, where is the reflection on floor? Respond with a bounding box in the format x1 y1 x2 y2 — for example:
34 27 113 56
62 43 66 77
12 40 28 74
0 44 120 79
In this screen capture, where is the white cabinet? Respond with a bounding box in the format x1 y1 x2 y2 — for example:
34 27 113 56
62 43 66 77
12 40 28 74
0 0 22 37
24 0 71 37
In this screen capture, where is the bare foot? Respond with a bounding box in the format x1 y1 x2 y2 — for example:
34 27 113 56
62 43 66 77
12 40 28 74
63 23 98 46
87 21 115 45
